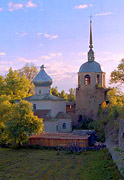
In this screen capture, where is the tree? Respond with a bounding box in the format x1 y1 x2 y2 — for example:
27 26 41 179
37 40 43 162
59 90 67 100
67 88 76 101
6 100 44 147
4 67 32 100
0 95 13 144
110 59 124 84
51 86 59 96
18 63 38 82
0 76 5 95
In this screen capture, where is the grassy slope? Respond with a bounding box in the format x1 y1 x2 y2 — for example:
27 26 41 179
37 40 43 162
0 148 123 180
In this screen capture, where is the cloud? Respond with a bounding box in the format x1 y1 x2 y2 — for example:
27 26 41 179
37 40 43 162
40 52 62 61
41 53 62 60
44 33 59 40
78 52 87 57
95 12 112 16
46 61 78 81
37 32 43 36
8 2 23 12
17 57 37 63
0 52 6 56
75 4 93 9
0 8 3 12
16 32 28 37
26 1 37 8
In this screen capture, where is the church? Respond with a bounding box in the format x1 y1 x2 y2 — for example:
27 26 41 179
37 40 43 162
25 65 72 133
75 19 109 120
26 19 109 132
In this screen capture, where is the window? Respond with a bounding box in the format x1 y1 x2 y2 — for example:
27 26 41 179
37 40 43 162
84 75 90 85
96 75 100 84
39 90 41 94
63 123 66 129
78 115 83 122
33 104 36 110
56 125 58 132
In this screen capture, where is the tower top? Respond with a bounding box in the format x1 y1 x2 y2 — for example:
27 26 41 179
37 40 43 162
88 17 95 62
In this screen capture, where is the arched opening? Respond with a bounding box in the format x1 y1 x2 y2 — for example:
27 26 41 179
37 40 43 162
96 74 100 84
62 123 66 129
39 90 41 94
78 115 83 122
84 75 90 85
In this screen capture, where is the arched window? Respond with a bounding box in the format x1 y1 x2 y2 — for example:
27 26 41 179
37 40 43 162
96 74 100 84
39 90 41 94
84 75 90 85
62 123 66 129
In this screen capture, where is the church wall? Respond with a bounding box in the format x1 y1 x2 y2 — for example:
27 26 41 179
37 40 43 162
30 100 66 117
51 101 66 117
76 86 105 119
78 72 104 88
58 119 72 133
35 86 50 95
44 121 58 133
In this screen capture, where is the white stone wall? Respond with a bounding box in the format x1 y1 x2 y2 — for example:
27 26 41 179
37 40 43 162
31 100 66 117
35 86 50 95
58 119 72 133
44 119 72 133
44 121 58 133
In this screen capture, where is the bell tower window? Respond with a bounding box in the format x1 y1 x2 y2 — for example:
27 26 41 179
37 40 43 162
39 90 41 94
84 75 90 85
96 75 100 84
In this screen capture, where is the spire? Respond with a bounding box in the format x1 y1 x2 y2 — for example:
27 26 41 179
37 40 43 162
88 16 95 62
89 17 93 49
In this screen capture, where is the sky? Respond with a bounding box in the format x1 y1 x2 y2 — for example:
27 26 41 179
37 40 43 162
0 0 124 92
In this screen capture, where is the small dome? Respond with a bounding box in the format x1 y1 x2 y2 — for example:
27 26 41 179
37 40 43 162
79 61 103 73
33 65 52 87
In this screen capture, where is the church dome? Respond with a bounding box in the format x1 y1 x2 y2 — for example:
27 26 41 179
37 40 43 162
33 65 52 87
79 61 103 73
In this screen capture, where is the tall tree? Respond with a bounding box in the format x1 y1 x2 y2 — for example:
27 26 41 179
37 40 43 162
6 100 44 147
110 59 124 84
59 90 67 99
4 68 32 100
67 88 76 101
18 63 38 82
0 95 13 143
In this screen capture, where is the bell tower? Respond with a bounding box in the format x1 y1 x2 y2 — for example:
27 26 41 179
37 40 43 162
75 19 108 119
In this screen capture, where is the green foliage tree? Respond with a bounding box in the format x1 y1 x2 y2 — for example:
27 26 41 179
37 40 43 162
0 76 5 95
6 100 44 147
110 59 124 84
59 90 67 100
67 88 76 101
18 63 38 82
51 86 59 96
3 67 32 100
0 95 13 143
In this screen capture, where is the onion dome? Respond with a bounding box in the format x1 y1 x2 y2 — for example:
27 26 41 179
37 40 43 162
79 61 103 73
33 65 52 87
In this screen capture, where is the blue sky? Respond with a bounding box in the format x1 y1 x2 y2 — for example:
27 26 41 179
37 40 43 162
0 0 124 92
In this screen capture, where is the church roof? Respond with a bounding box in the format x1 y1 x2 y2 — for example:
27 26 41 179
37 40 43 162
34 109 58 121
79 61 103 73
24 93 66 101
56 112 71 119
33 65 52 87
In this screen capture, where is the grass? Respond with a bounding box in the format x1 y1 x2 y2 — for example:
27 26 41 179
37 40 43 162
0 148 123 180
